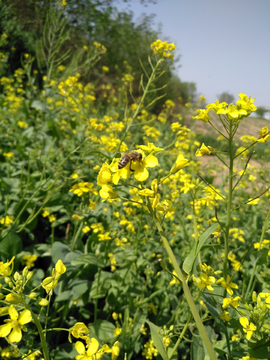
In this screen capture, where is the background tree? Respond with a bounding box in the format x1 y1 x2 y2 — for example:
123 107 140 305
218 91 235 104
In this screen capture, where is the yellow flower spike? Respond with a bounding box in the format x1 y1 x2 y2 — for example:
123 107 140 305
136 142 164 153
192 108 210 122
0 305 32 343
193 273 215 291
99 185 118 201
68 322 89 343
163 336 170 347
170 153 189 174
55 260 66 276
222 296 241 309
220 311 231 322
138 189 155 197
195 143 214 157
239 317 257 340
217 275 238 295
111 341 120 359
0 257 15 278
131 153 159 182
110 159 131 185
97 163 112 186
258 126 270 143
75 339 99 359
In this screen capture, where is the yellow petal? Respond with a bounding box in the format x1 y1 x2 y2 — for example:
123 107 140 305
0 323 12 337
138 189 155 197
8 327 22 343
55 260 66 275
18 309 32 325
75 341 86 355
144 155 159 168
240 317 249 327
8 305 18 320
134 167 149 182
87 338 99 356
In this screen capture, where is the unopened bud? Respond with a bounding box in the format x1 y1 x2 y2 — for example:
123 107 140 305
27 272 33 281
14 272 20 281
6 293 21 304
28 292 37 299
39 298 49 306
22 267 29 277
252 291 257 303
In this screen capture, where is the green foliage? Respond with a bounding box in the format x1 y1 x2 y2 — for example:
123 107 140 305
1 3 270 360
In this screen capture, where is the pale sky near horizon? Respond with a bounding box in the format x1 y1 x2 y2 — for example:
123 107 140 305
117 0 270 108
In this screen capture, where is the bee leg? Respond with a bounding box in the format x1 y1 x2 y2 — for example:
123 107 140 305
130 161 135 172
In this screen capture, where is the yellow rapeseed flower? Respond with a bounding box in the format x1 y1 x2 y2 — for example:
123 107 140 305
239 317 256 340
0 305 32 343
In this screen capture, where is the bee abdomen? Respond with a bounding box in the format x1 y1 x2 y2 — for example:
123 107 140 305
118 155 130 169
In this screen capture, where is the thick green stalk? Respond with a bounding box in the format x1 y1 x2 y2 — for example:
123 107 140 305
24 304 50 360
147 199 217 360
223 125 233 280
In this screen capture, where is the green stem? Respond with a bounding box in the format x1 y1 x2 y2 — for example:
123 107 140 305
147 199 217 360
70 221 84 251
25 304 50 360
115 60 161 154
223 125 234 280
245 262 257 301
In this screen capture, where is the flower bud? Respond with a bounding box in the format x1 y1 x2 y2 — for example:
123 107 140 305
39 298 49 306
14 272 20 281
252 291 257 303
27 272 33 281
22 267 29 277
6 293 21 304
28 292 37 299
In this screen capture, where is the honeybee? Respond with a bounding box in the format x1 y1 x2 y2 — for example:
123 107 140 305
118 151 142 170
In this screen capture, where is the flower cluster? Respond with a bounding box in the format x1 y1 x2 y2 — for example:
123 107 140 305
193 93 257 123
150 39 176 60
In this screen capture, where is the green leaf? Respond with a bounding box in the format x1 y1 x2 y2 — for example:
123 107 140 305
31 100 49 112
146 320 169 360
183 224 218 274
71 253 104 268
249 346 270 359
191 334 205 360
51 242 70 264
90 271 112 299
88 320 115 343
0 231 22 258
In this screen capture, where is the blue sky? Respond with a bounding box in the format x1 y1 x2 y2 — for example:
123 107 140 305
117 0 270 107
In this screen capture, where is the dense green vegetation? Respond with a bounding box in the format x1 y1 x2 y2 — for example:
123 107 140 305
1 2 270 360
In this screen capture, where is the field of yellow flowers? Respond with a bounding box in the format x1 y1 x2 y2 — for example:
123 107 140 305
1 5 270 360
